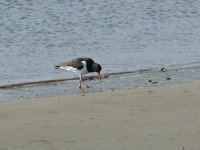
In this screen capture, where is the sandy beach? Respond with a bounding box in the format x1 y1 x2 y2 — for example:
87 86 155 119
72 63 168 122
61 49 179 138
0 82 200 150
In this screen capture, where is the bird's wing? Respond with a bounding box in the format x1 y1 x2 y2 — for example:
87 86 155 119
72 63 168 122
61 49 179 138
56 58 87 69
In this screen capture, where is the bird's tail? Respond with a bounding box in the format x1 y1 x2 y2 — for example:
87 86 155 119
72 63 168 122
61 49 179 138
54 65 60 69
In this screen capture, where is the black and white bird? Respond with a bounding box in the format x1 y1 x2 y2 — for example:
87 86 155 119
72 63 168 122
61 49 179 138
54 57 102 89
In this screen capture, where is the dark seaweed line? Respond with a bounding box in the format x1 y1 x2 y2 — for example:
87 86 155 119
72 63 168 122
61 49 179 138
0 69 151 89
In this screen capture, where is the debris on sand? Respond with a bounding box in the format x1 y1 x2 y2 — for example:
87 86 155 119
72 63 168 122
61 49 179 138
166 77 171 80
160 67 167 72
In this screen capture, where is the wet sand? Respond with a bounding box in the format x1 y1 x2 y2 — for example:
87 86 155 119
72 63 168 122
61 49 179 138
0 82 200 150
2 65 200 101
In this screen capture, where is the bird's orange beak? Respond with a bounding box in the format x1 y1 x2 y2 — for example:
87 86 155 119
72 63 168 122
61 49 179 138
97 72 102 83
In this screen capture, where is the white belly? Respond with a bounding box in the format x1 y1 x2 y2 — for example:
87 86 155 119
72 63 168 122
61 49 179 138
59 61 88 75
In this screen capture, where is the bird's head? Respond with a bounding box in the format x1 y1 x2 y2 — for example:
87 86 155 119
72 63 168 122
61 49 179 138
93 63 102 83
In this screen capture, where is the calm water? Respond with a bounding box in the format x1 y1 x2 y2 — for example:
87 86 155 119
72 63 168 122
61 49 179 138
1 0 200 85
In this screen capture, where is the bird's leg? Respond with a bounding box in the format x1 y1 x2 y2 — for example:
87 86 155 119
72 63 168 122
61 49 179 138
80 75 90 88
79 76 82 89
83 82 90 88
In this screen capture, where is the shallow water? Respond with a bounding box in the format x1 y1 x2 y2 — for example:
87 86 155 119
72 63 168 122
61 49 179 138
1 66 200 102
1 0 200 86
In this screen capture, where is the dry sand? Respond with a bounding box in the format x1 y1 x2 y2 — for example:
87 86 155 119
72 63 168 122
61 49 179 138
0 82 200 150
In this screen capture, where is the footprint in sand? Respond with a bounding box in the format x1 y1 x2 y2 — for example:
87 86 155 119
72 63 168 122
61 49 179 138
24 138 54 150
0 112 7 118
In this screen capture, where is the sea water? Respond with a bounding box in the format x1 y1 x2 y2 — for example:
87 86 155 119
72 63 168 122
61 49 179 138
0 0 200 101
0 0 200 90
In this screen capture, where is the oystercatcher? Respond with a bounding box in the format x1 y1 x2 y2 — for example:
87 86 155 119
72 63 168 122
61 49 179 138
54 57 102 89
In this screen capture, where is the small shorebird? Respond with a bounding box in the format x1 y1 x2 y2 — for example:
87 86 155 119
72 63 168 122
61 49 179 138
54 57 102 89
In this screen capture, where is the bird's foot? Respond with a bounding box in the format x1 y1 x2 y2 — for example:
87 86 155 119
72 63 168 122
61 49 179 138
79 80 90 89
79 84 89 89
85 84 90 88
81 81 90 88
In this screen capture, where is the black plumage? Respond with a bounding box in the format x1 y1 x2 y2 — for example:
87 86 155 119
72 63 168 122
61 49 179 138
54 57 102 89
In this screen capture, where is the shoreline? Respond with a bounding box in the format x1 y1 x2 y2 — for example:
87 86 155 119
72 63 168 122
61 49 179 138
0 68 158 90
1 65 199 90
0 82 200 149
1 65 200 102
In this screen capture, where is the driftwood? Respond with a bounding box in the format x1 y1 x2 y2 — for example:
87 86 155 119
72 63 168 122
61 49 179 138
0 69 150 89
